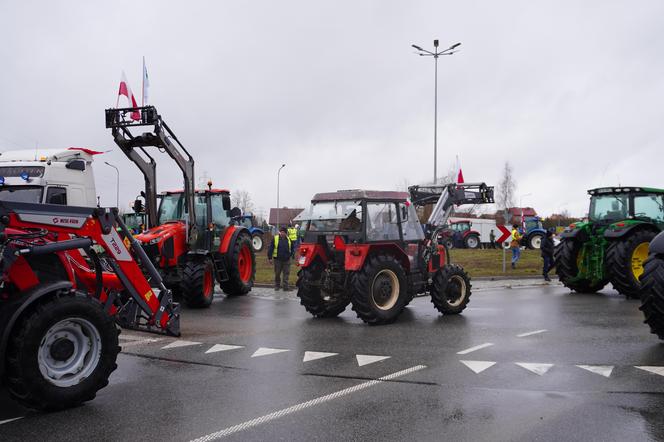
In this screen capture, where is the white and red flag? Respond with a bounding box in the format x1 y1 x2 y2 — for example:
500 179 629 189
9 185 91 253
116 71 140 121
456 155 465 184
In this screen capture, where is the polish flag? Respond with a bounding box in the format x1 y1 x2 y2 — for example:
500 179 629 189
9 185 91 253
116 71 140 121
456 155 465 184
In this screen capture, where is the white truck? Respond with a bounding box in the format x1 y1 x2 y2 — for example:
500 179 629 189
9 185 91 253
0 148 100 207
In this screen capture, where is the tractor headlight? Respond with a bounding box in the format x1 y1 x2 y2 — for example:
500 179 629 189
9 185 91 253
148 237 160 245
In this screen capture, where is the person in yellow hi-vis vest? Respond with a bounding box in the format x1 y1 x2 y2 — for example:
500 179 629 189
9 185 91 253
268 227 294 291
510 224 523 269
287 223 299 250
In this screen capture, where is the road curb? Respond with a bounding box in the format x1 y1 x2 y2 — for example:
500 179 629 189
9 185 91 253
253 275 558 288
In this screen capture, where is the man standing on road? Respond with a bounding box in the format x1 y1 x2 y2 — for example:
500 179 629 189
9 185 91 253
541 229 555 281
510 224 523 269
268 227 294 291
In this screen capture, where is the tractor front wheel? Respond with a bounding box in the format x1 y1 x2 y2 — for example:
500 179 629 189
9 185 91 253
181 257 215 308
606 229 658 299
251 234 264 252
220 235 256 296
554 239 607 293
528 233 543 250
640 256 664 339
464 234 480 249
296 264 350 318
6 290 120 411
350 254 408 325
430 264 472 314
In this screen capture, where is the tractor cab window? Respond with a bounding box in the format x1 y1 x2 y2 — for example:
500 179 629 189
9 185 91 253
45 187 67 205
633 194 664 222
452 222 470 232
306 200 363 232
367 202 400 241
398 203 425 241
589 194 628 223
211 194 230 227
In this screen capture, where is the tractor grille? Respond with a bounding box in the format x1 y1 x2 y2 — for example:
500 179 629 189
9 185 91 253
141 243 160 264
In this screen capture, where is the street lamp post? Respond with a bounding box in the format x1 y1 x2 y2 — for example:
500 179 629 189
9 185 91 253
276 164 286 228
412 40 461 184
104 161 120 208
519 193 533 229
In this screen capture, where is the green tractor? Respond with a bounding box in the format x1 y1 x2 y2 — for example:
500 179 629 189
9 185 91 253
555 186 664 298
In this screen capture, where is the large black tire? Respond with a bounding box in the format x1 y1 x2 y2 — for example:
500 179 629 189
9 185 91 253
464 234 480 249
528 233 543 250
430 264 472 314
251 234 264 252
554 239 607 293
296 265 350 318
350 254 408 325
220 234 256 296
5 290 120 411
606 229 658 299
640 256 664 339
181 257 215 308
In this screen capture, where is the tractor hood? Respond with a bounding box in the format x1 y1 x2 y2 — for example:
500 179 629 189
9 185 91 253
136 222 185 245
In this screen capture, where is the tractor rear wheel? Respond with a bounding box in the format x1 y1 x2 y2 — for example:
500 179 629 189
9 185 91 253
528 233 543 250
251 234 264 252
640 256 664 339
606 229 658 299
554 239 607 293
220 235 256 296
6 290 120 411
430 264 472 314
464 234 480 249
350 254 407 325
296 264 350 318
181 257 215 308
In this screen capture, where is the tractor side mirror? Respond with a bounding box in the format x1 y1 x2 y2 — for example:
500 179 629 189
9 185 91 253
133 199 144 213
230 207 242 219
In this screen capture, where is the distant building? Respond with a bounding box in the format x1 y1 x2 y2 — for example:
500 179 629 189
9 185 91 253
269 207 304 229
494 207 537 225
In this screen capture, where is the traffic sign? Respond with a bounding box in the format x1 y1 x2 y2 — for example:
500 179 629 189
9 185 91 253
497 225 511 244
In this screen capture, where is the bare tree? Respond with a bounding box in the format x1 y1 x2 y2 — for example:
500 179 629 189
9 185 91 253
497 161 517 210
232 189 254 214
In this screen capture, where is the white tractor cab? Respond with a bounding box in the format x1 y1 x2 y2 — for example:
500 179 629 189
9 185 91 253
0 148 100 207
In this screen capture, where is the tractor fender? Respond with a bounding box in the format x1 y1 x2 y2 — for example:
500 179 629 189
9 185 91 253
648 231 664 256
249 227 264 236
0 280 73 379
297 243 329 268
559 228 588 242
604 223 657 240
345 243 410 272
219 225 250 255
462 230 481 238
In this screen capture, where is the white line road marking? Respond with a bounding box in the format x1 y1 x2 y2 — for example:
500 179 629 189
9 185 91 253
188 365 427 442
516 362 554 376
206 344 244 354
161 340 202 350
356 354 390 367
456 343 494 355
517 329 548 338
251 347 289 358
460 360 496 374
303 351 338 362
636 366 664 377
0 417 24 425
576 365 614 378
120 338 163 348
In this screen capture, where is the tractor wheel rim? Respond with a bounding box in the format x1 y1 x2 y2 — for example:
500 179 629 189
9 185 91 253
252 236 262 250
371 269 399 310
447 275 467 307
203 266 214 298
238 245 252 283
631 242 650 280
38 318 102 388
467 237 478 248
531 236 542 248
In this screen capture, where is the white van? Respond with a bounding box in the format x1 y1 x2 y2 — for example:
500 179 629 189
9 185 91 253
0 148 99 207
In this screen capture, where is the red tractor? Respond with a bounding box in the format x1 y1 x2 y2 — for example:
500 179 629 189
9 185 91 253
294 183 494 325
0 200 181 410
439 220 482 249
105 106 256 308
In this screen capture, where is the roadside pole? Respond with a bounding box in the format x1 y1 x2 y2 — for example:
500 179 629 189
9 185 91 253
502 245 506 273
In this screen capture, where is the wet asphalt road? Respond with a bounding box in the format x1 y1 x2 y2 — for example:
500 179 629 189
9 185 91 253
2 282 664 441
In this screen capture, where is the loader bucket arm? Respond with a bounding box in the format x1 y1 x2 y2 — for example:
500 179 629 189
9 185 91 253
409 182 495 228
105 106 197 244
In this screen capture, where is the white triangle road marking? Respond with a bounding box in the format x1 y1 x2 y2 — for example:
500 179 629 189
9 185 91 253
303 351 338 362
515 362 553 376
460 360 496 374
576 365 614 378
161 340 202 350
636 366 664 377
205 344 245 354
251 347 290 358
356 354 390 367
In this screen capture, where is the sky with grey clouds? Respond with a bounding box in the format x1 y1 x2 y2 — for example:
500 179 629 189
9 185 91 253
1 0 662 219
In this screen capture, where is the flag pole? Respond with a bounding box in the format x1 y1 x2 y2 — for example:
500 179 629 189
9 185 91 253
142 57 145 107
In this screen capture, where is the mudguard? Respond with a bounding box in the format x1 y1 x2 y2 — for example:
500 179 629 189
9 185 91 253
297 243 330 268
649 231 664 256
0 281 73 379
604 223 654 239
560 228 588 242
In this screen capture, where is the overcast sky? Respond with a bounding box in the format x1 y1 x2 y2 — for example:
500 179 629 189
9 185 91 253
1 1 662 219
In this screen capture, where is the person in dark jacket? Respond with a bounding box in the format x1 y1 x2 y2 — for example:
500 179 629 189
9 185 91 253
267 227 294 291
541 229 555 281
